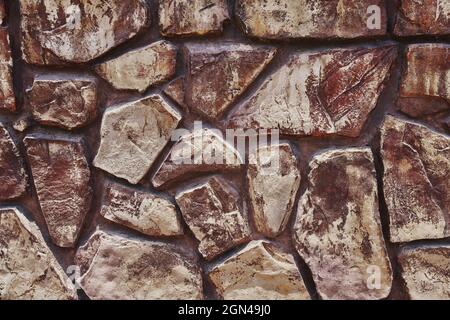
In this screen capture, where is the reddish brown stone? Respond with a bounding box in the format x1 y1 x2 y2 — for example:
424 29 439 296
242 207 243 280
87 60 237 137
0 123 27 200
163 77 187 110
24 134 92 248
0 0 5 25
0 28 15 112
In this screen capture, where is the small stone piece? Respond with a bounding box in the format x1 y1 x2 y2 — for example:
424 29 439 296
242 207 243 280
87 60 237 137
152 128 242 188
394 0 450 36
12 116 32 132
380 116 450 243
0 207 77 300
209 240 310 300
236 0 387 40
24 134 92 248
398 245 450 300
228 45 396 138
164 77 187 109
100 181 182 236
20 0 149 64
294 148 392 300
0 28 15 112
95 41 177 93
175 176 250 260
247 143 300 238
184 42 276 119
159 0 229 37
94 95 181 185
0 123 28 200
26 74 98 130
76 230 203 300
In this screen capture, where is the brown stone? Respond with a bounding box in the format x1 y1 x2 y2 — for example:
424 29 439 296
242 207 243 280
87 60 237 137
23 134 92 248
163 77 187 109
0 0 5 25
247 143 300 238
294 148 392 300
209 240 310 300
0 207 77 300
175 176 250 261
95 41 177 93
26 74 98 130
380 116 450 243
0 123 28 200
100 182 182 236
228 45 397 138
398 245 450 300
184 42 276 120
0 28 15 112
76 230 203 300
159 0 229 37
20 0 149 64
394 0 450 36
236 0 387 40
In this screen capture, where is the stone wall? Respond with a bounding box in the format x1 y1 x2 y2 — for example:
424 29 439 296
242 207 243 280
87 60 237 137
0 0 449 300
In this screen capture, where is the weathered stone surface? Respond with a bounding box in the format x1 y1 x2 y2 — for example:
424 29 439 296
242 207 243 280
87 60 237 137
26 74 98 130
94 95 181 185
294 148 392 300
12 116 32 133
159 0 229 37
101 182 182 236
175 176 250 260
24 134 92 248
228 45 396 138
247 143 300 238
0 0 5 25
0 28 15 112
0 207 77 300
164 77 187 109
209 240 310 300
394 0 450 36
152 128 242 188
0 124 27 200
398 245 450 300
236 0 387 40
95 41 177 93
76 230 203 300
20 0 149 64
184 42 276 119
381 116 450 243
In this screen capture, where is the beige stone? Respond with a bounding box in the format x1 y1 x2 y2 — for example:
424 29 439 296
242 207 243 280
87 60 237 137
0 28 15 112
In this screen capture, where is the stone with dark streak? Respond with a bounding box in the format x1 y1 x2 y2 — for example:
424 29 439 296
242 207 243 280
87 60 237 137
163 77 187 109
0 28 15 112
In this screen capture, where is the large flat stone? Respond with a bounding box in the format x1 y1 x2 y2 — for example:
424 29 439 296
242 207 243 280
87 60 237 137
0 28 15 112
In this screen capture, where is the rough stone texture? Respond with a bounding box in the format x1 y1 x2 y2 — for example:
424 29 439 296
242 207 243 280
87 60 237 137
209 240 310 300
94 95 181 185
26 74 98 130
394 0 450 36
398 245 450 300
175 176 250 260
381 116 450 243
247 143 300 238
152 128 243 188
236 0 387 40
184 42 277 119
0 0 5 25
20 0 149 64
164 76 187 109
0 123 27 200
23 134 92 248
0 28 15 112
75 230 203 300
159 0 229 37
95 41 177 93
100 182 182 236
12 116 32 133
0 207 77 300
294 148 392 300
228 45 397 138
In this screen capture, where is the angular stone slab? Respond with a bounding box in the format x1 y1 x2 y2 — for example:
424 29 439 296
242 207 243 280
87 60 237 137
0 207 77 300
20 0 149 64
164 76 187 109
76 230 203 300
209 240 310 300
95 40 177 93
381 116 450 243
294 148 392 300
247 143 300 238
101 181 182 236
24 134 92 248
228 45 396 138
94 95 181 185
175 176 250 260
0 28 15 112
